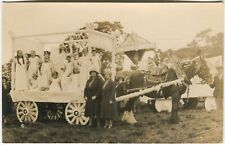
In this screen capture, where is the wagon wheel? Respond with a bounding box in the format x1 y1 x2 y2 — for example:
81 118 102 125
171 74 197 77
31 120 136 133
46 103 65 121
205 97 216 111
16 101 38 123
65 102 89 125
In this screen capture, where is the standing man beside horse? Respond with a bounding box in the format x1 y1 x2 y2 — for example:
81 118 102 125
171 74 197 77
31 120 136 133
210 65 223 120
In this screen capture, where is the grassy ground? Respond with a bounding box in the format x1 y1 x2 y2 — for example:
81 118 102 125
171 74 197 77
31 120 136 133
2 103 223 143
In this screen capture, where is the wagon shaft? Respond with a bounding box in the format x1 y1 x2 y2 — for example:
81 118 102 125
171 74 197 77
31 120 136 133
116 78 184 102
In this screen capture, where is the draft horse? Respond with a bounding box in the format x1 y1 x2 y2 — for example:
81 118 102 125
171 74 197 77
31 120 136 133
122 56 212 124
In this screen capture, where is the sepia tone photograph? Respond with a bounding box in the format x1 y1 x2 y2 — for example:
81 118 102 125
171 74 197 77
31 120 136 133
2 2 224 143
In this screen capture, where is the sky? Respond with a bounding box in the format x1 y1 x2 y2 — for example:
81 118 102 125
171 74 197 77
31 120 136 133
2 2 224 63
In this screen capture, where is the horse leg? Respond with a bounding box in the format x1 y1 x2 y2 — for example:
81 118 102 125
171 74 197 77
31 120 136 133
170 92 180 123
122 97 139 124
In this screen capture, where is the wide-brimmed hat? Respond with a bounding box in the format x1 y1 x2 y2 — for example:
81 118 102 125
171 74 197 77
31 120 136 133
89 67 98 75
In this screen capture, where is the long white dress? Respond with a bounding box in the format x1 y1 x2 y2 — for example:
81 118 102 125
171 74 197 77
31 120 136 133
61 61 73 91
28 57 40 80
49 78 61 92
90 54 101 72
40 61 53 88
68 73 81 92
53 52 66 77
15 58 29 91
79 55 92 90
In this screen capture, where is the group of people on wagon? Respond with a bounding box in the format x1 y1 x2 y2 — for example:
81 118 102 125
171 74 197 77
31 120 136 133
13 46 101 92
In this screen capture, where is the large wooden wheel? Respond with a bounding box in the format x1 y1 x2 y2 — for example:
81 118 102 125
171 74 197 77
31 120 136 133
16 101 38 123
46 103 64 121
65 102 89 125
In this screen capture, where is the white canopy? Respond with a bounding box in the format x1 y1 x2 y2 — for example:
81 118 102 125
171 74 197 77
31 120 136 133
116 32 156 53
12 29 115 56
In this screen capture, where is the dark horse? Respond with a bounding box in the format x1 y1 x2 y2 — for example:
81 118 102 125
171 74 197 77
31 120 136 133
122 56 212 124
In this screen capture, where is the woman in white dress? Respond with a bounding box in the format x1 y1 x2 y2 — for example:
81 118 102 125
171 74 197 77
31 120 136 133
28 50 41 86
49 71 61 92
53 47 67 77
79 49 92 90
39 51 54 90
72 51 81 68
68 66 81 92
61 55 73 91
29 73 40 91
90 48 101 73
15 50 29 91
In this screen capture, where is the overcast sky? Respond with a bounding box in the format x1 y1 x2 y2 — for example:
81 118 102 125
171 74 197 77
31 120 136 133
2 3 224 63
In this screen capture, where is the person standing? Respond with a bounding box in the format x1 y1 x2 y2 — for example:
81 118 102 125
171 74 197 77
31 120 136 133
61 55 73 91
49 71 62 92
39 51 54 90
27 50 41 86
14 50 29 91
100 69 118 128
2 77 12 124
116 76 127 113
84 68 103 128
210 65 223 120
80 48 92 91
90 48 101 73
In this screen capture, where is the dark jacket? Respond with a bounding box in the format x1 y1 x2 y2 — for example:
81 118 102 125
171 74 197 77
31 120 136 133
100 79 118 120
116 82 127 97
128 70 145 90
84 76 103 118
2 84 12 116
210 74 223 98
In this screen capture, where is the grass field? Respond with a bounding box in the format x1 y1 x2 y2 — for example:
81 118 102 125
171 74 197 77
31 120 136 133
2 103 223 143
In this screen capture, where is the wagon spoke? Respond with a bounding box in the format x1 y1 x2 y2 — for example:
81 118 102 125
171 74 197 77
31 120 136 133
30 114 35 121
24 115 28 122
67 109 74 113
56 113 61 118
18 111 24 115
30 111 36 116
80 103 85 109
67 113 74 118
20 102 26 108
71 116 76 124
77 103 81 108
75 117 79 125
58 110 63 115
29 103 35 110
74 103 78 109
21 114 25 121
69 104 76 110
27 115 31 122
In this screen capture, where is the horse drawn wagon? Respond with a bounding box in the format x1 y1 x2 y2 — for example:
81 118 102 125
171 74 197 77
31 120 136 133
9 25 118 125
9 24 214 125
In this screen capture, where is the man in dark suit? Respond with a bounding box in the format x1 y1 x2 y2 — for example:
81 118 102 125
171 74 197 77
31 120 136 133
210 65 223 120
